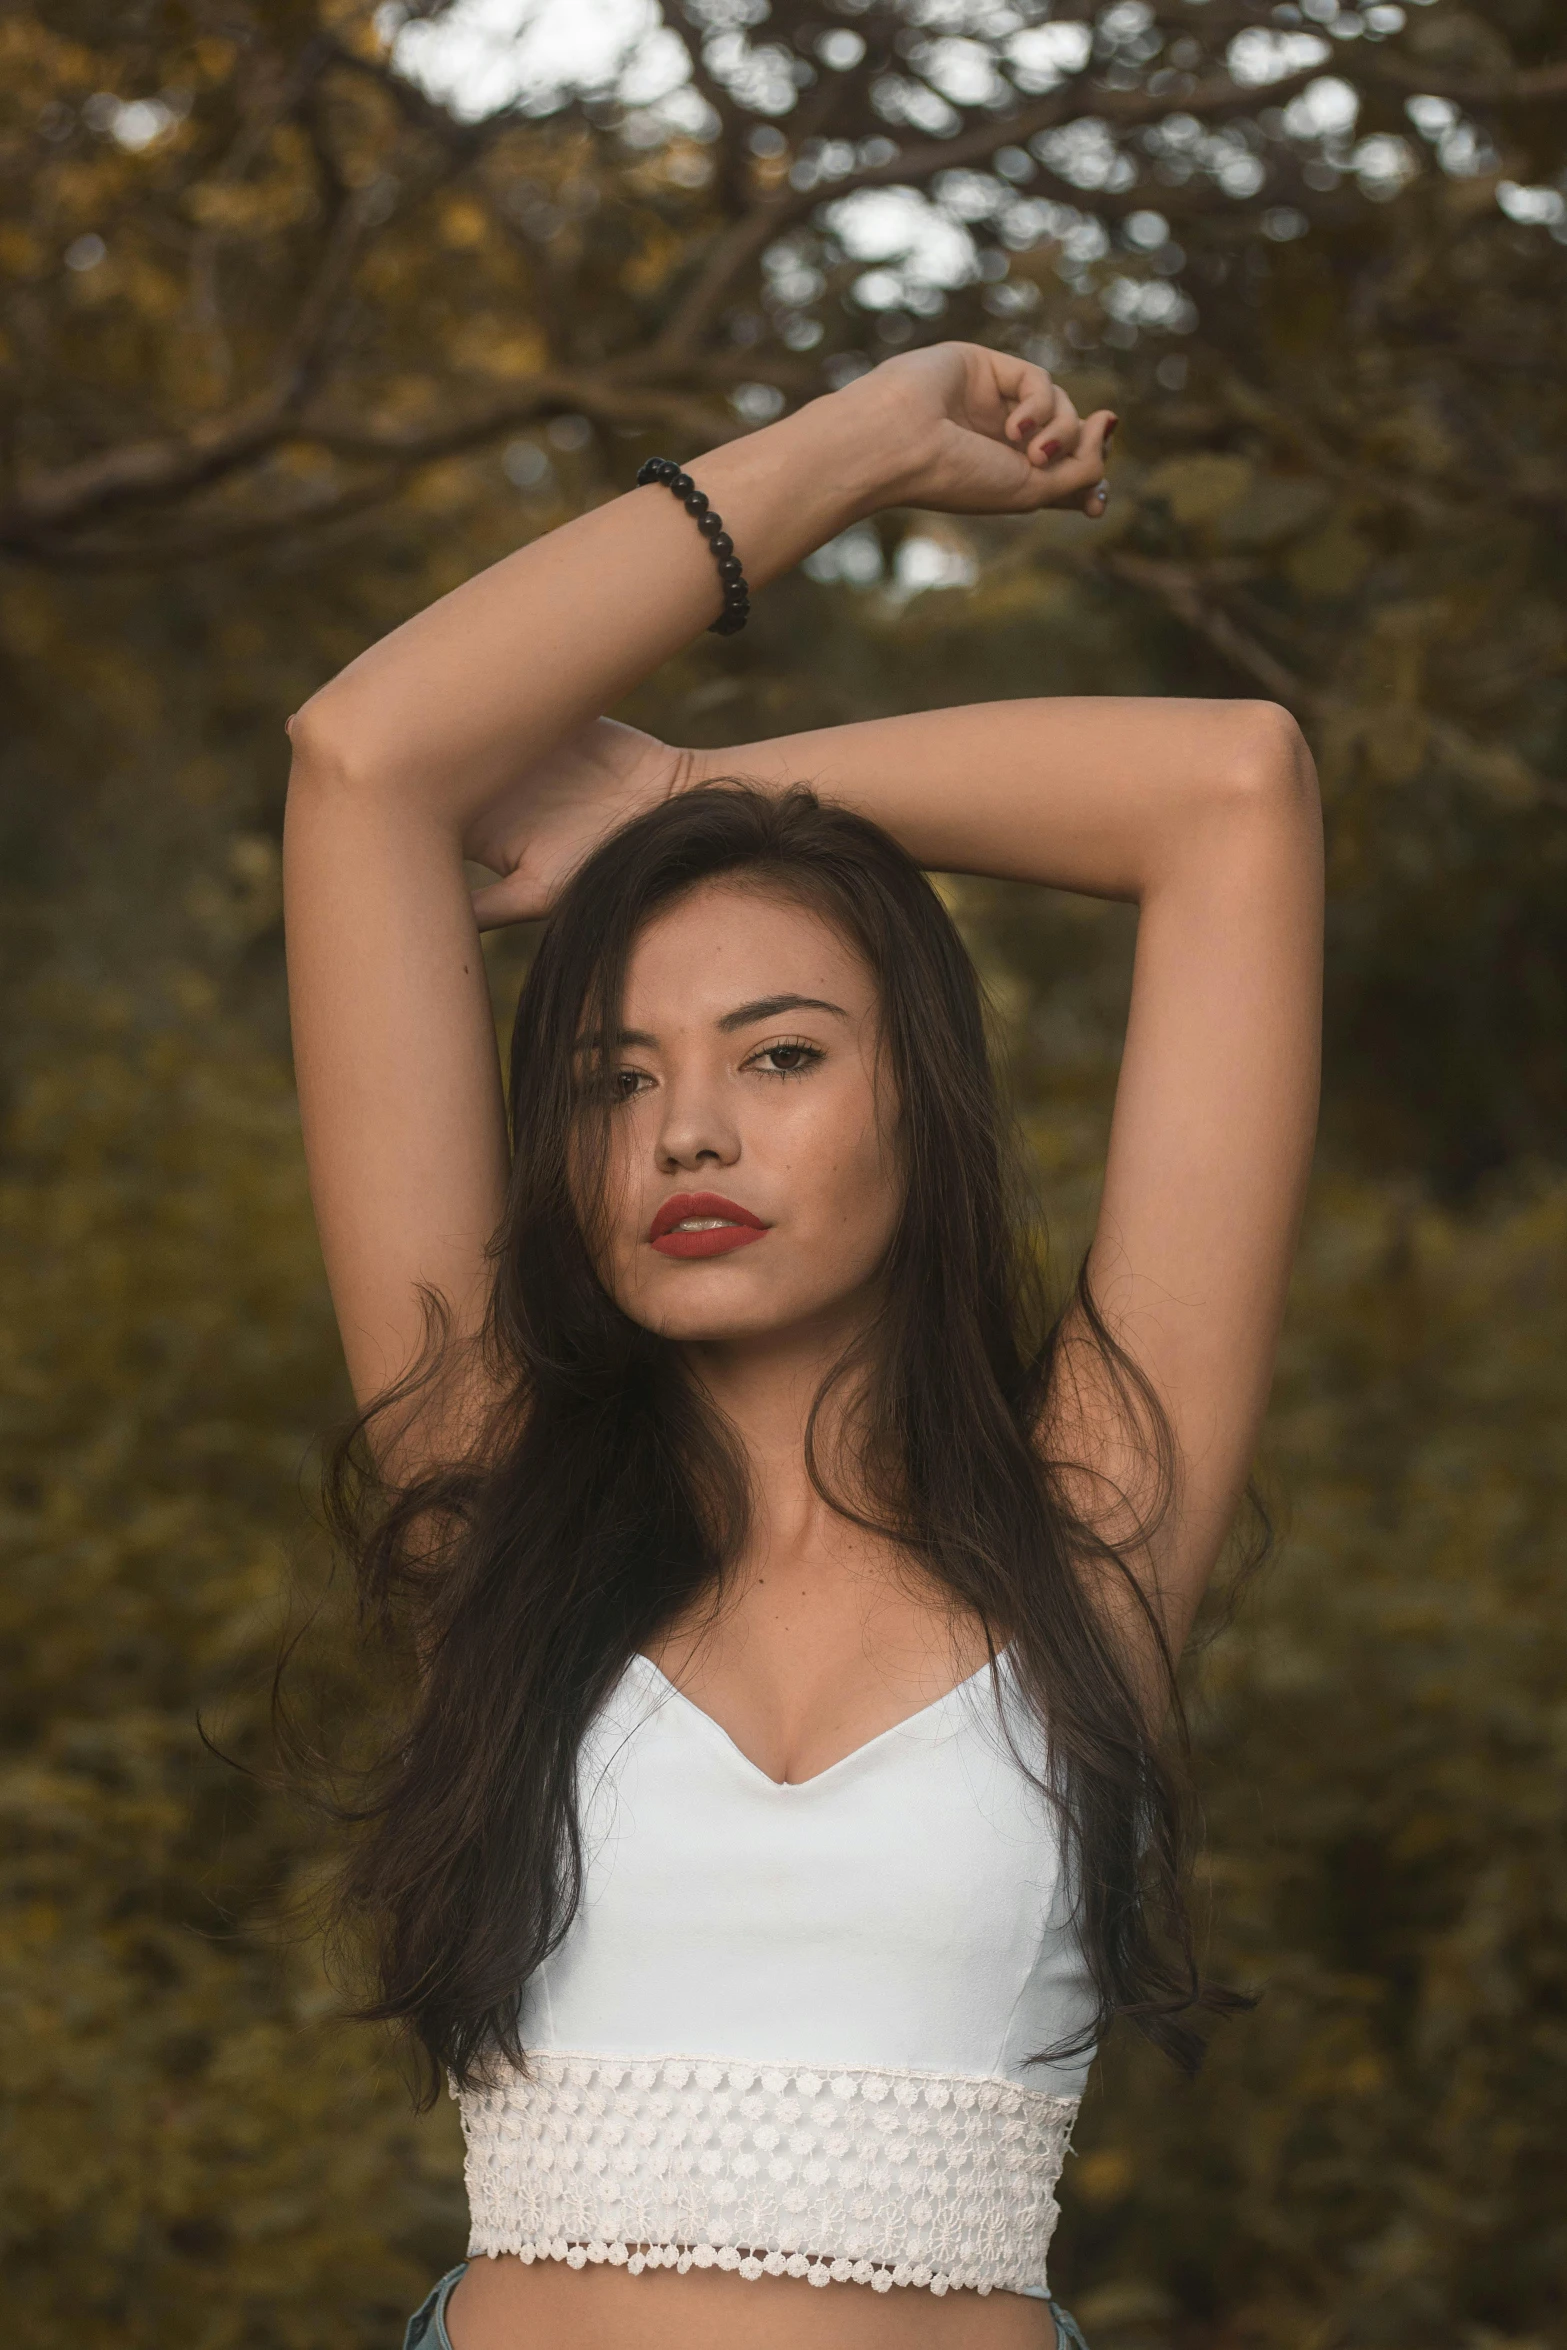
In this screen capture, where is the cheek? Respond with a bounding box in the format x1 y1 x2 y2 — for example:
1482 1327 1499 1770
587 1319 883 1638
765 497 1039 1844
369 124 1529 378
797 1089 903 1258
567 1114 645 1289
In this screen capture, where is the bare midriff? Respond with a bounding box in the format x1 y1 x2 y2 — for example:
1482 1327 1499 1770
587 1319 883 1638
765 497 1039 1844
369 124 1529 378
443 2257 1061 2349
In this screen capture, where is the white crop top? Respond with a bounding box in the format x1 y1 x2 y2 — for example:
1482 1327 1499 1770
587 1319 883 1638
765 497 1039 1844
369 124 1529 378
457 1647 1098 2301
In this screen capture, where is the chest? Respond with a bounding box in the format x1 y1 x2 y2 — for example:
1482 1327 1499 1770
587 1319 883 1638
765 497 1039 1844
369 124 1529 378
521 1654 1097 2093
646 1549 1000 1787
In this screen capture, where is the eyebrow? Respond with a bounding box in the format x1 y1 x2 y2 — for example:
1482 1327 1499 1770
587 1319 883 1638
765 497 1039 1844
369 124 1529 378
607 994 849 1050
716 993 849 1033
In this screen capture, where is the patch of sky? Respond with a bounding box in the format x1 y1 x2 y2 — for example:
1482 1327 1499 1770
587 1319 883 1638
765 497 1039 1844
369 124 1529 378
1005 21 1092 94
912 36 1009 105
871 76 961 136
704 33 809 114
503 439 552 489
83 90 186 148
803 523 884 586
731 382 786 422
684 0 770 26
1102 274 1192 327
379 0 682 119
1351 133 1419 196
1497 180 1566 227
1226 28 1331 86
1032 117 1137 194
817 29 865 70
1404 93 1456 139
824 186 979 299
1099 2 1155 41
996 200 1108 261
933 169 1007 222
1262 206 1310 239
1282 76 1359 140
763 241 826 305
891 534 979 597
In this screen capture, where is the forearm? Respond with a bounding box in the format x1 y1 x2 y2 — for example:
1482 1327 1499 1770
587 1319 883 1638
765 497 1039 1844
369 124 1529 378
290 389 893 834
691 696 1305 899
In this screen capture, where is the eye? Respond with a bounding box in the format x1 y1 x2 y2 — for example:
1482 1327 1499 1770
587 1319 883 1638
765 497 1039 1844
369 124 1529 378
746 1037 824 1078
612 1066 653 1101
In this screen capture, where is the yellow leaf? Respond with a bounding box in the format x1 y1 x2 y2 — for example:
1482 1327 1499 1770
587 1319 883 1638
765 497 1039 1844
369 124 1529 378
623 226 684 298
1286 514 1373 599
452 324 548 379
1141 452 1253 526
1076 2149 1136 2205
1360 707 1430 786
441 198 489 250
0 223 44 275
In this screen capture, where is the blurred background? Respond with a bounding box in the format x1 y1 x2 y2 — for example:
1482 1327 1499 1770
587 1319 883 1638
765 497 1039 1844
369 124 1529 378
3 1 1565 2344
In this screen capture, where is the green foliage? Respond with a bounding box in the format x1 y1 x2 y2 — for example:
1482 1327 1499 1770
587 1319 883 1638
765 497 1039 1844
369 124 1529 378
2 2 1565 2344
1060 1171 1567 2349
0 979 465 2345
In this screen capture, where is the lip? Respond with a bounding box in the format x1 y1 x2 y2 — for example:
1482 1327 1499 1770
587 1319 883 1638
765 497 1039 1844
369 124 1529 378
649 1190 770 1259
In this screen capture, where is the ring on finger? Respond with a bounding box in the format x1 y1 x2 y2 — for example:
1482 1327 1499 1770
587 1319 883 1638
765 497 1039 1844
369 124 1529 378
1094 479 1109 500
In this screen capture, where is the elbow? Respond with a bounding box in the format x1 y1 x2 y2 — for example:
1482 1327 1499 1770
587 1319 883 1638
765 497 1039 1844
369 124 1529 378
286 684 436 811
284 690 364 798
1219 699 1320 825
1146 701 1320 902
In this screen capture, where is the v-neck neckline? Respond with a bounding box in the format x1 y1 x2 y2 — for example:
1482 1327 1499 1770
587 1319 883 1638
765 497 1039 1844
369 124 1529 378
629 1649 1008 1792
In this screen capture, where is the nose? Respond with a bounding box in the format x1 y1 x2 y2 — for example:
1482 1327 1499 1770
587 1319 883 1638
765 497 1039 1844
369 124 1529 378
654 1064 741 1174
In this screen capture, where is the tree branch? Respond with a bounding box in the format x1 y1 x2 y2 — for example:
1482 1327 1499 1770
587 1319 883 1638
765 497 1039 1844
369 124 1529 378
1101 549 1323 710
1 400 301 542
648 57 1334 364
1362 53 1567 107
2 375 742 567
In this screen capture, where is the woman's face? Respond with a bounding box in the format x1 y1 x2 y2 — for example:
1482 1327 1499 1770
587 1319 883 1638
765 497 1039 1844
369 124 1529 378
584 878 902 1348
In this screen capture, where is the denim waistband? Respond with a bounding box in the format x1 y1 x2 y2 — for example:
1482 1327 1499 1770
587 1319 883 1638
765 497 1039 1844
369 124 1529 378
403 2263 468 2350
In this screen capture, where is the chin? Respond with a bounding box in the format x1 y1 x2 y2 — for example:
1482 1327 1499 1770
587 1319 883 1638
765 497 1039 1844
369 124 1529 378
628 1283 813 1345
616 1259 882 1349
648 1312 782 1344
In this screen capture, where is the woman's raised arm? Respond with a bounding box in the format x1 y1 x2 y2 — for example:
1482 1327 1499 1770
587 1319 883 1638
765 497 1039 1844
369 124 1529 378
283 348 1113 1420
684 698 1324 1667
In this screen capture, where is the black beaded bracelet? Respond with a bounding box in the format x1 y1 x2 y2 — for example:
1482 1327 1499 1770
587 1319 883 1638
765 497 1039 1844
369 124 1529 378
635 456 751 636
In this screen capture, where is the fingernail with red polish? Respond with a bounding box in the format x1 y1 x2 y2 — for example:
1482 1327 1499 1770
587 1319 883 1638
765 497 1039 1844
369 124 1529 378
1041 440 1061 461
1103 417 1119 448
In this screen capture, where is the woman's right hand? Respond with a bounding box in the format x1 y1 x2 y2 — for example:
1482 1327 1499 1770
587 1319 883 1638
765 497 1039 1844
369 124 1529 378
849 342 1116 521
464 717 687 929
463 349 1114 929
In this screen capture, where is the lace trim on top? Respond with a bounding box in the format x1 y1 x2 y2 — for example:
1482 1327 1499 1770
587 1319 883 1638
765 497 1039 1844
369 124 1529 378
457 2052 1080 2297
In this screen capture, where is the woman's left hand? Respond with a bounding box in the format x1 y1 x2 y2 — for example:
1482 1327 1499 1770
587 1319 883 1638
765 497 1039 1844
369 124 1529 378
849 342 1116 520
464 717 686 929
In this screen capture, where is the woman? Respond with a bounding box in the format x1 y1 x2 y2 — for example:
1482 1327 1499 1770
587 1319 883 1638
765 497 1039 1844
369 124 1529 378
283 342 1322 2350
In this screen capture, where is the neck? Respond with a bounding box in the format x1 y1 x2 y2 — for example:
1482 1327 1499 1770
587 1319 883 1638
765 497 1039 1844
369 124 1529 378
681 1297 880 1552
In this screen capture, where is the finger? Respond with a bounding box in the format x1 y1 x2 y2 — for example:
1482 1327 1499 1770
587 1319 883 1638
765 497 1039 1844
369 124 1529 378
989 347 1052 415
1076 411 1118 517
1001 364 1062 454
1080 409 1119 469
471 875 546 931
1020 386 1083 470
1024 408 1115 513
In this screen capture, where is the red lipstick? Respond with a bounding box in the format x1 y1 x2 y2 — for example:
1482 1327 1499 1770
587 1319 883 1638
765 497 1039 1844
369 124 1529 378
649 1191 769 1260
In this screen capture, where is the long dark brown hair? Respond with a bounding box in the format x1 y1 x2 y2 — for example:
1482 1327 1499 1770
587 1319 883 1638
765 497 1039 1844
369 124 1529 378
319 780 1255 2101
